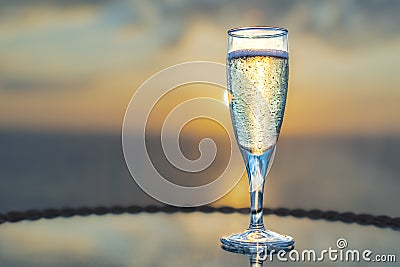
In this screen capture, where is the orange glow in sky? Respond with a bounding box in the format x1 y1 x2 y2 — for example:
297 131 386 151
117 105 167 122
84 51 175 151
0 1 399 137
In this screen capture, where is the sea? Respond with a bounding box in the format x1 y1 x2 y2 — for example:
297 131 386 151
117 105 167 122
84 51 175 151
0 131 399 217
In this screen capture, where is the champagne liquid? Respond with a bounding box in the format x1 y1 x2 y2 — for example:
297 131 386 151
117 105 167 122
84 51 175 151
227 49 288 155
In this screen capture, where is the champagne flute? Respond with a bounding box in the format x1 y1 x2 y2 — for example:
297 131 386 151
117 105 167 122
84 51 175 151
221 26 294 251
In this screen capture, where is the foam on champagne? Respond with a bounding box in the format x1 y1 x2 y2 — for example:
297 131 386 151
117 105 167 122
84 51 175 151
227 49 288 155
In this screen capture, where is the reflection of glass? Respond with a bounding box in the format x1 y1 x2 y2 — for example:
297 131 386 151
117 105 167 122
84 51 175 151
221 27 294 251
222 243 294 267
222 244 266 267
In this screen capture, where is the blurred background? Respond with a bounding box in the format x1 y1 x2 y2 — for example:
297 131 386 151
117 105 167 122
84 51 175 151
1 1 400 266
1 0 399 217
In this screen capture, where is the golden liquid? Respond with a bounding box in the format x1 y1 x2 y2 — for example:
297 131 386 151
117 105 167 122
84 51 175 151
227 49 288 155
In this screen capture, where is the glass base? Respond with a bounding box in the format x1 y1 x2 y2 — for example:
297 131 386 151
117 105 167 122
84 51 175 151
221 228 294 253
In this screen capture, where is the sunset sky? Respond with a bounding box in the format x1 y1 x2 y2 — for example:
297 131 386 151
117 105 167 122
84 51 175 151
1 4 400 259
0 0 399 136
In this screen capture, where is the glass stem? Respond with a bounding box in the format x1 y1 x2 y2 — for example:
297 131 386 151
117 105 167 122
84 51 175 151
242 146 275 230
249 179 265 229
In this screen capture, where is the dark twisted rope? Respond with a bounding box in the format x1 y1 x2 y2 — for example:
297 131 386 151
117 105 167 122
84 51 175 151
1 206 399 231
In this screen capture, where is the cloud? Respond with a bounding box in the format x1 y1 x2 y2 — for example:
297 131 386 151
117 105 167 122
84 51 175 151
0 0 112 10
297 0 400 43
0 77 89 91
0 0 399 94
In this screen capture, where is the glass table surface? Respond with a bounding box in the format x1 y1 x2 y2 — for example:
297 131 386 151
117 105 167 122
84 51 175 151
0 212 398 266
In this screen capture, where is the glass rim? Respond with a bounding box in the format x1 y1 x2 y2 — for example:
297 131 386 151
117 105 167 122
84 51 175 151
228 26 288 39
